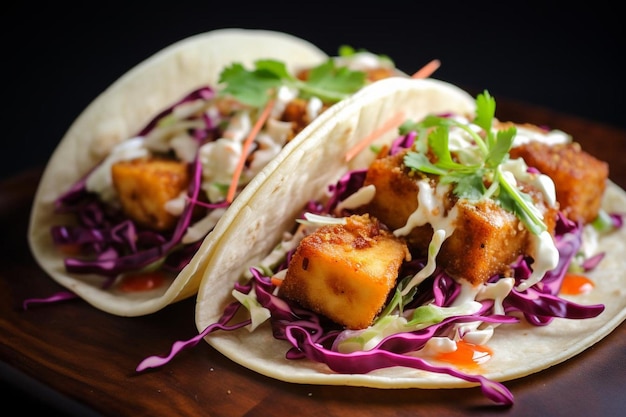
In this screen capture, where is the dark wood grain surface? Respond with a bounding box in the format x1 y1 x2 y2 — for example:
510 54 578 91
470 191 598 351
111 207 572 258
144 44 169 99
1 98 625 417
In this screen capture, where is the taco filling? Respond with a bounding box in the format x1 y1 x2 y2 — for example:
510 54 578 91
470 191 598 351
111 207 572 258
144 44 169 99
139 89 623 406
49 48 398 295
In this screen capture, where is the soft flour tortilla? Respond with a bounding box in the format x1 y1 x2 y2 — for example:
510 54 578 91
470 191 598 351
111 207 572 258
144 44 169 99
28 28 329 316
195 76 626 388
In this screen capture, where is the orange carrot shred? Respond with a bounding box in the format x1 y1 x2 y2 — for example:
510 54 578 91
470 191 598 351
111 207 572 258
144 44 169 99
344 111 405 162
343 60 441 163
412 59 441 79
271 276 283 287
226 99 276 203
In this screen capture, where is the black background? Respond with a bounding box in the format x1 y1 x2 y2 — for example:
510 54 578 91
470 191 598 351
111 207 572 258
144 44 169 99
1 2 624 415
4 3 623 180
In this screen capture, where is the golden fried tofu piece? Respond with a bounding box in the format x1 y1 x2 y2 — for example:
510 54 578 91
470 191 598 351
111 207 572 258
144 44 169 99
361 150 558 285
440 198 555 285
279 214 410 330
509 141 608 224
359 150 435 250
281 98 330 140
111 157 190 231
362 67 396 81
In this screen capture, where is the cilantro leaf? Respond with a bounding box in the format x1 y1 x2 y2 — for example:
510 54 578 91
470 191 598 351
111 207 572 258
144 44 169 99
402 90 547 235
300 59 366 101
218 61 286 107
427 126 475 171
446 171 487 201
496 167 547 234
474 90 496 133
403 152 447 176
218 56 369 108
485 127 515 168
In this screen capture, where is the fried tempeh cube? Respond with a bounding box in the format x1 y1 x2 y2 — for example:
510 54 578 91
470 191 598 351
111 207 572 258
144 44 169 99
279 214 411 330
361 149 558 285
509 141 608 224
111 157 190 231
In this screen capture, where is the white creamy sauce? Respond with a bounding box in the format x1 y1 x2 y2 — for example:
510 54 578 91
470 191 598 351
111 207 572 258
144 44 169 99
392 180 459 296
500 158 556 207
420 336 457 356
271 86 299 119
143 119 204 155
513 126 571 147
452 280 481 307
85 137 149 204
221 110 252 143
495 161 560 291
394 180 457 238
446 116 484 165
247 124 289 177
333 52 393 71
476 277 515 315
516 230 559 291
169 134 199 163
448 282 494 345
307 96 324 122
335 184 376 213
447 116 571 151
400 229 447 296
459 325 494 346
199 138 243 202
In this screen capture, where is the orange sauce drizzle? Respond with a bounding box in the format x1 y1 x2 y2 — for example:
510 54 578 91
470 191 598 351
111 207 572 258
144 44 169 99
560 273 595 295
435 340 493 371
58 243 83 256
118 271 166 292
270 276 283 287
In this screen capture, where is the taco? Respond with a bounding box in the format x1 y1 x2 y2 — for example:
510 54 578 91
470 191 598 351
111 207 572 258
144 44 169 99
177 77 625 405
27 28 407 316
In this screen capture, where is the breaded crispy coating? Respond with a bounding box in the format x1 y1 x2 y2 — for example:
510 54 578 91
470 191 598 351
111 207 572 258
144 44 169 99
440 198 556 285
281 98 330 140
279 214 411 330
509 141 608 224
359 150 434 250
286 62 394 140
111 157 190 231
361 149 558 285
363 67 396 81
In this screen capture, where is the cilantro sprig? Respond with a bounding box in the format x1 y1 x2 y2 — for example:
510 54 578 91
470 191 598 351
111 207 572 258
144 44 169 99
218 58 367 108
402 90 547 235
